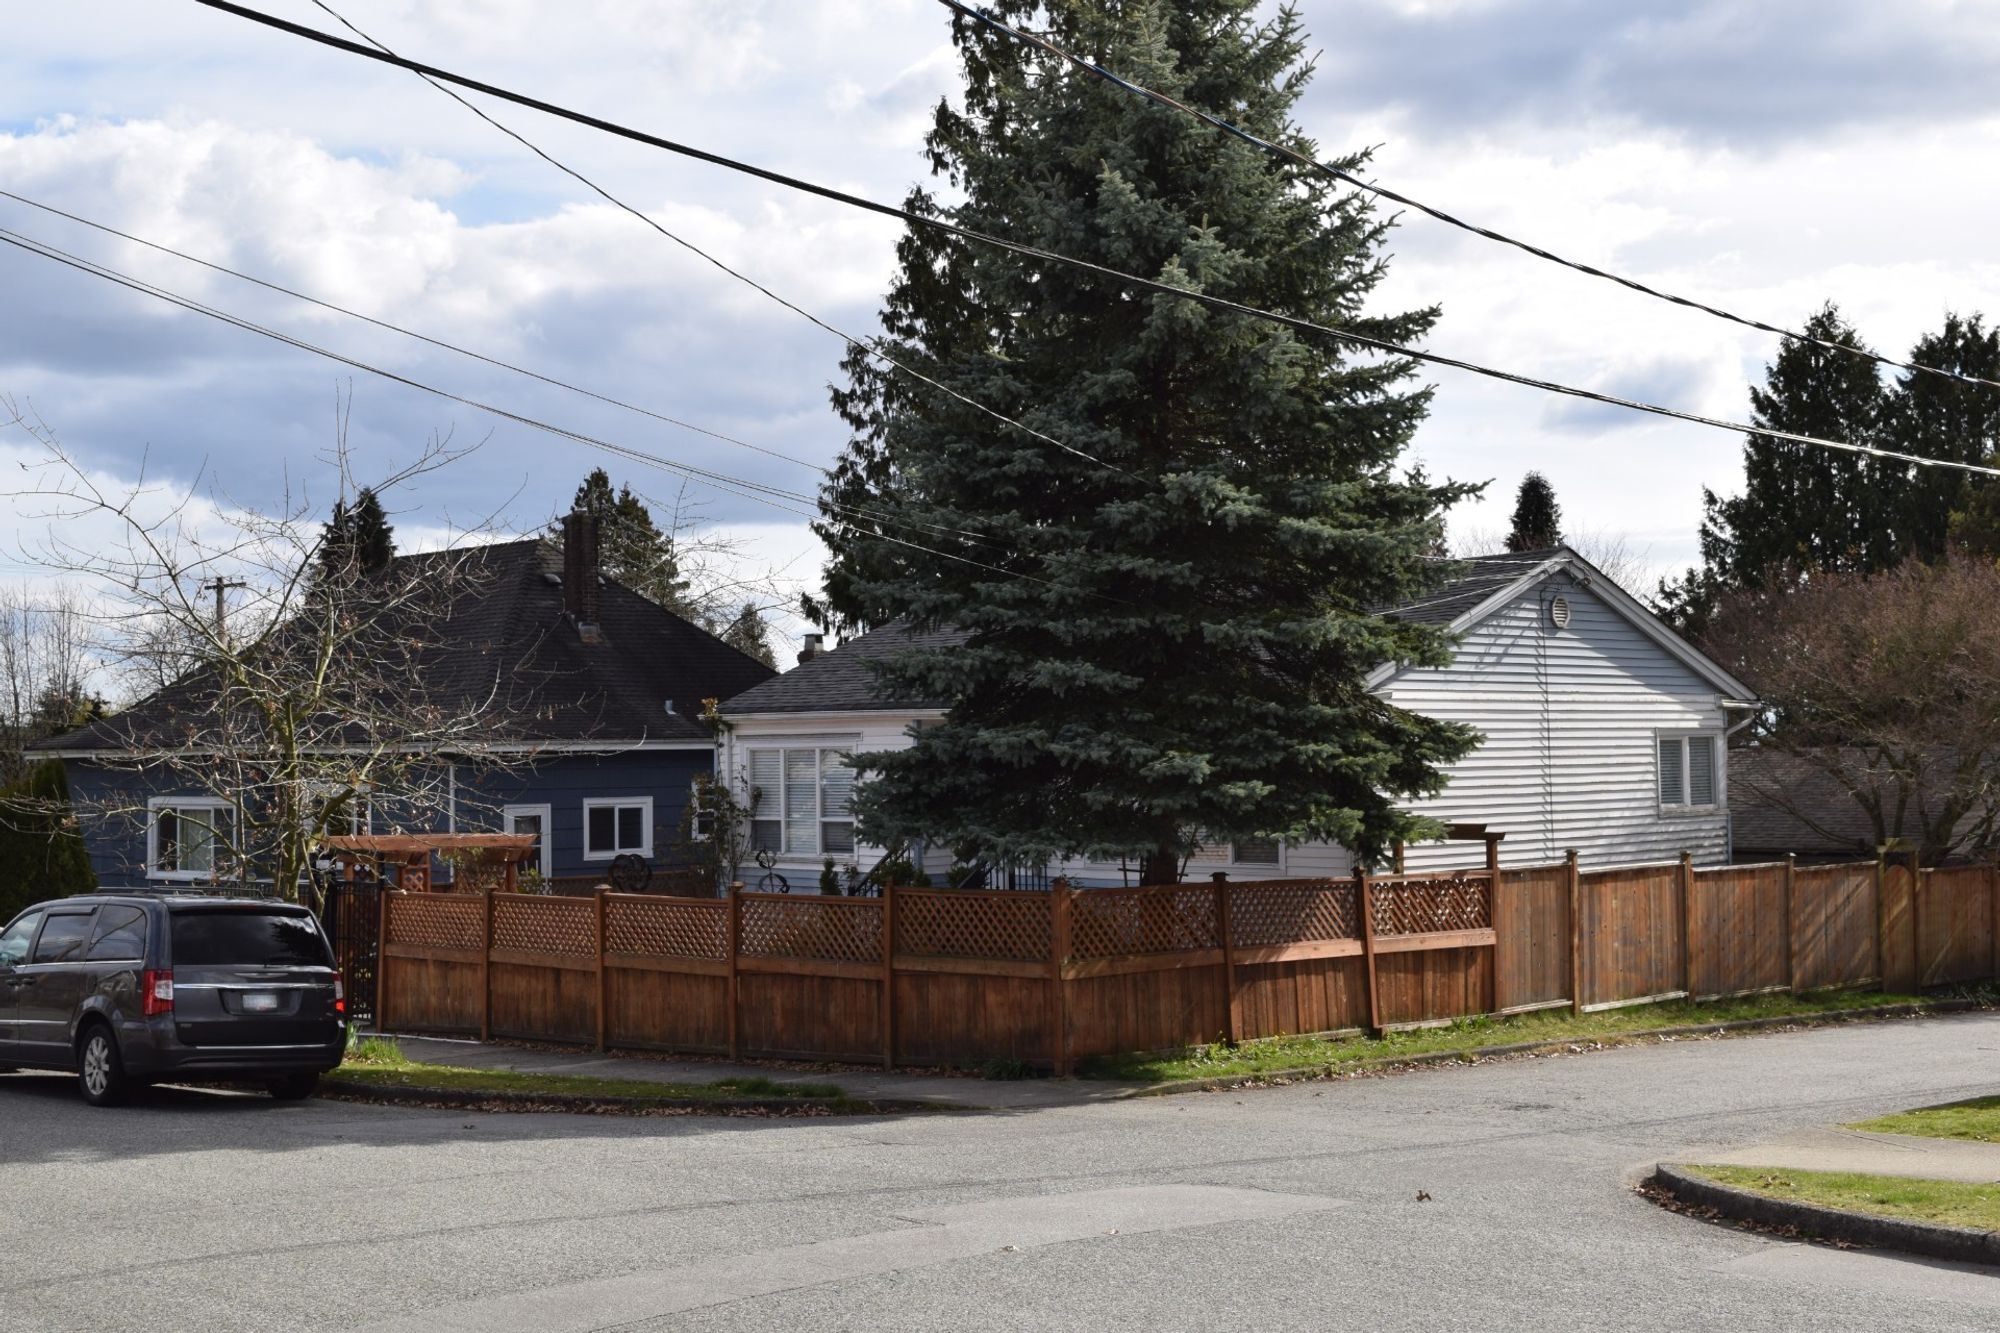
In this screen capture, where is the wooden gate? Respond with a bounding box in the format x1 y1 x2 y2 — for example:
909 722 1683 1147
326 884 383 1028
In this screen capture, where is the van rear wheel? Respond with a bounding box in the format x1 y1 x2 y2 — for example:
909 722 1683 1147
77 1025 131 1107
266 1072 320 1102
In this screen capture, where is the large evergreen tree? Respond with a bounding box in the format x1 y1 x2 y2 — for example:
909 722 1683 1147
558 470 696 617
1657 304 1888 633
1504 472 1562 552
1884 313 2000 561
811 1 1475 880
319 486 396 581
721 601 776 668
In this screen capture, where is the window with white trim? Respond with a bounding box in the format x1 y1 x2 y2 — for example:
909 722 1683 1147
1657 734 1720 809
149 798 234 879
503 804 553 878
1186 837 1283 870
582 797 652 861
746 747 854 858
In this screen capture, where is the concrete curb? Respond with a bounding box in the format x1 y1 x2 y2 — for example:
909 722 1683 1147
1115 999 1983 1096
316 1078 948 1117
1649 1162 2000 1267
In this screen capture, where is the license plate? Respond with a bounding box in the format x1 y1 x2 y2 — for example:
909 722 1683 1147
242 992 280 1013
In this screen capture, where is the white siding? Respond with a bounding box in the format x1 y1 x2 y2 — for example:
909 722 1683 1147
1378 573 1730 870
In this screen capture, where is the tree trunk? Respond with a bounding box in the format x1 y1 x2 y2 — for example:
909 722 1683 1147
1138 842 1180 886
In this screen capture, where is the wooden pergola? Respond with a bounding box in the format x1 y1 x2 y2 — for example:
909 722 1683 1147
322 832 538 893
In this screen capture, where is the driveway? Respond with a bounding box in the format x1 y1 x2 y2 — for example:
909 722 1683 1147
4 1013 1999 1332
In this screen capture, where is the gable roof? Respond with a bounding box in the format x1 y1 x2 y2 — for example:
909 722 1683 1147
722 546 1757 718
721 621 971 716
38 539 777 756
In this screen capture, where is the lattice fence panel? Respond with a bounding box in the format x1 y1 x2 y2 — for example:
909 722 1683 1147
895 891 1051 961
739 896 883 964
388 893 484 951
491 894 596 957
1371 876 1492 936
604 896 728 961
1227 880 1360 947
1070 886 1219 960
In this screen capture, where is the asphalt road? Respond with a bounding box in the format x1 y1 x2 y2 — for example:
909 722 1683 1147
5 1014 2000 1332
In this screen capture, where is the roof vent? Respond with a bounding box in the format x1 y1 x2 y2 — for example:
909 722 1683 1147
1548 595 1572 630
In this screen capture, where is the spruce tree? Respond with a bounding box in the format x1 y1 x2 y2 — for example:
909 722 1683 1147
812 1 1475 880
319 486 396 581
1504 473 1562 552
721 601 776 668
559 470 696 617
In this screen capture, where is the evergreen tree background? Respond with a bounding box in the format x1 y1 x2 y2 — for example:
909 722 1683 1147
318 486 396 581
557 470 697 619
0 758 95 919
812 0 1476 880
721 601 776 668
1657 305 2000 635
1504 472 1563 551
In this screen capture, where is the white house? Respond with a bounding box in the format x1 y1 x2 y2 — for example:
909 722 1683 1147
716 548 1759 889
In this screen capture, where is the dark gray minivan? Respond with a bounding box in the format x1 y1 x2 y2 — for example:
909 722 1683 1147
0 894 346 1106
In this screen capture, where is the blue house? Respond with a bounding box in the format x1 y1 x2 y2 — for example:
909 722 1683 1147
36 518 775 888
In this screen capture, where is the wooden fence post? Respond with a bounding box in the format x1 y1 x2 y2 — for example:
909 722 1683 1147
1214 872 1239 1045
1912 851 1928 990
880 884 896 1071
1989 857 1999 982
726 885 741 1061
1679 851 1696 999
1357 867 1382 1036
594 888 609 1053
1566 849 1582 1016
1782 854 1798 993
479 888 494 1043
375 882 392 1034
1050 877 1073 1076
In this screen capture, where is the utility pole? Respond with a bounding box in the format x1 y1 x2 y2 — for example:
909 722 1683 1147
202 577 247 646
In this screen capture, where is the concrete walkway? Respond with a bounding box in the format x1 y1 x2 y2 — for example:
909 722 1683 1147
1692 1124 2000 1183
382 1033 1149 1110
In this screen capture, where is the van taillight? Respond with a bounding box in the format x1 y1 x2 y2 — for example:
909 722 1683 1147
141 969 174 1017
333 974 346 1017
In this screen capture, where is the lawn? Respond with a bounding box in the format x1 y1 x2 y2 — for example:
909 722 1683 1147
1851 1096 2000 1144
1080 987 1928 1083
1689 1165 2000 1233
333 1036 848 1102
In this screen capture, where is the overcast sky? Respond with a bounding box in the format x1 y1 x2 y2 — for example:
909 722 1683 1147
5 0 1997 651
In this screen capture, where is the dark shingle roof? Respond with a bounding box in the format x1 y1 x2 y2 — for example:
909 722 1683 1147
721 622 971 715
724 553 1569 717
1379 550 1564 625
1730 747 1994 858
38 539 777 754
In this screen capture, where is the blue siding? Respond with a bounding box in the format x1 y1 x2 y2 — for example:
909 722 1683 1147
62 749 716 886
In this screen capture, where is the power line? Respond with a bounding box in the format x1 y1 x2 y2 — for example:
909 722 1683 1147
0 226 1080 593
295 0 1136 483
189 0 2000 480
0 187 999 551
937 0 2000 397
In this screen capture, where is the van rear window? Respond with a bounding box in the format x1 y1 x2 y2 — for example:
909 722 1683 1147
170 910 328 967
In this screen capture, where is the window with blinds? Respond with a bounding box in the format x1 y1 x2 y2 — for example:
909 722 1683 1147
1186 835 1283 869
1657 734 1719 809
747 747 856 858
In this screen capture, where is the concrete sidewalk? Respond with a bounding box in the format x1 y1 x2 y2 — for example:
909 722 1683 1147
381 1033 1148 1110
1692 1125 2000 1183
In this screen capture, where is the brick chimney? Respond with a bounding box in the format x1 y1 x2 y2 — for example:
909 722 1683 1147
561 510 603 640
799 632 824 666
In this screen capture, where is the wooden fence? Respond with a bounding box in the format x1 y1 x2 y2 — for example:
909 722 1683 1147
374 853 1999 1072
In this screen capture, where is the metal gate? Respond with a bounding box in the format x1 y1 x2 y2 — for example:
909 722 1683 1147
325 884 382 1029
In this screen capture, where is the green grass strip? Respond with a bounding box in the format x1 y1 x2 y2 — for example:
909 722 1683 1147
335 1036 845 1102
1079 987 1928 1083
1689 1164 2000 1233
1851 1096 2000 1145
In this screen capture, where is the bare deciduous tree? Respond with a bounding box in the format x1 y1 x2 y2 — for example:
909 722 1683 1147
1702 555 2000 864
5 396 534 901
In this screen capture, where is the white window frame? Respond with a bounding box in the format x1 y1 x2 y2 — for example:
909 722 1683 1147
1655 731 1723 813
503 803 554 878
146 796 236 881
582 796 653 862
745 746 855 861
1186 837 1286 873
